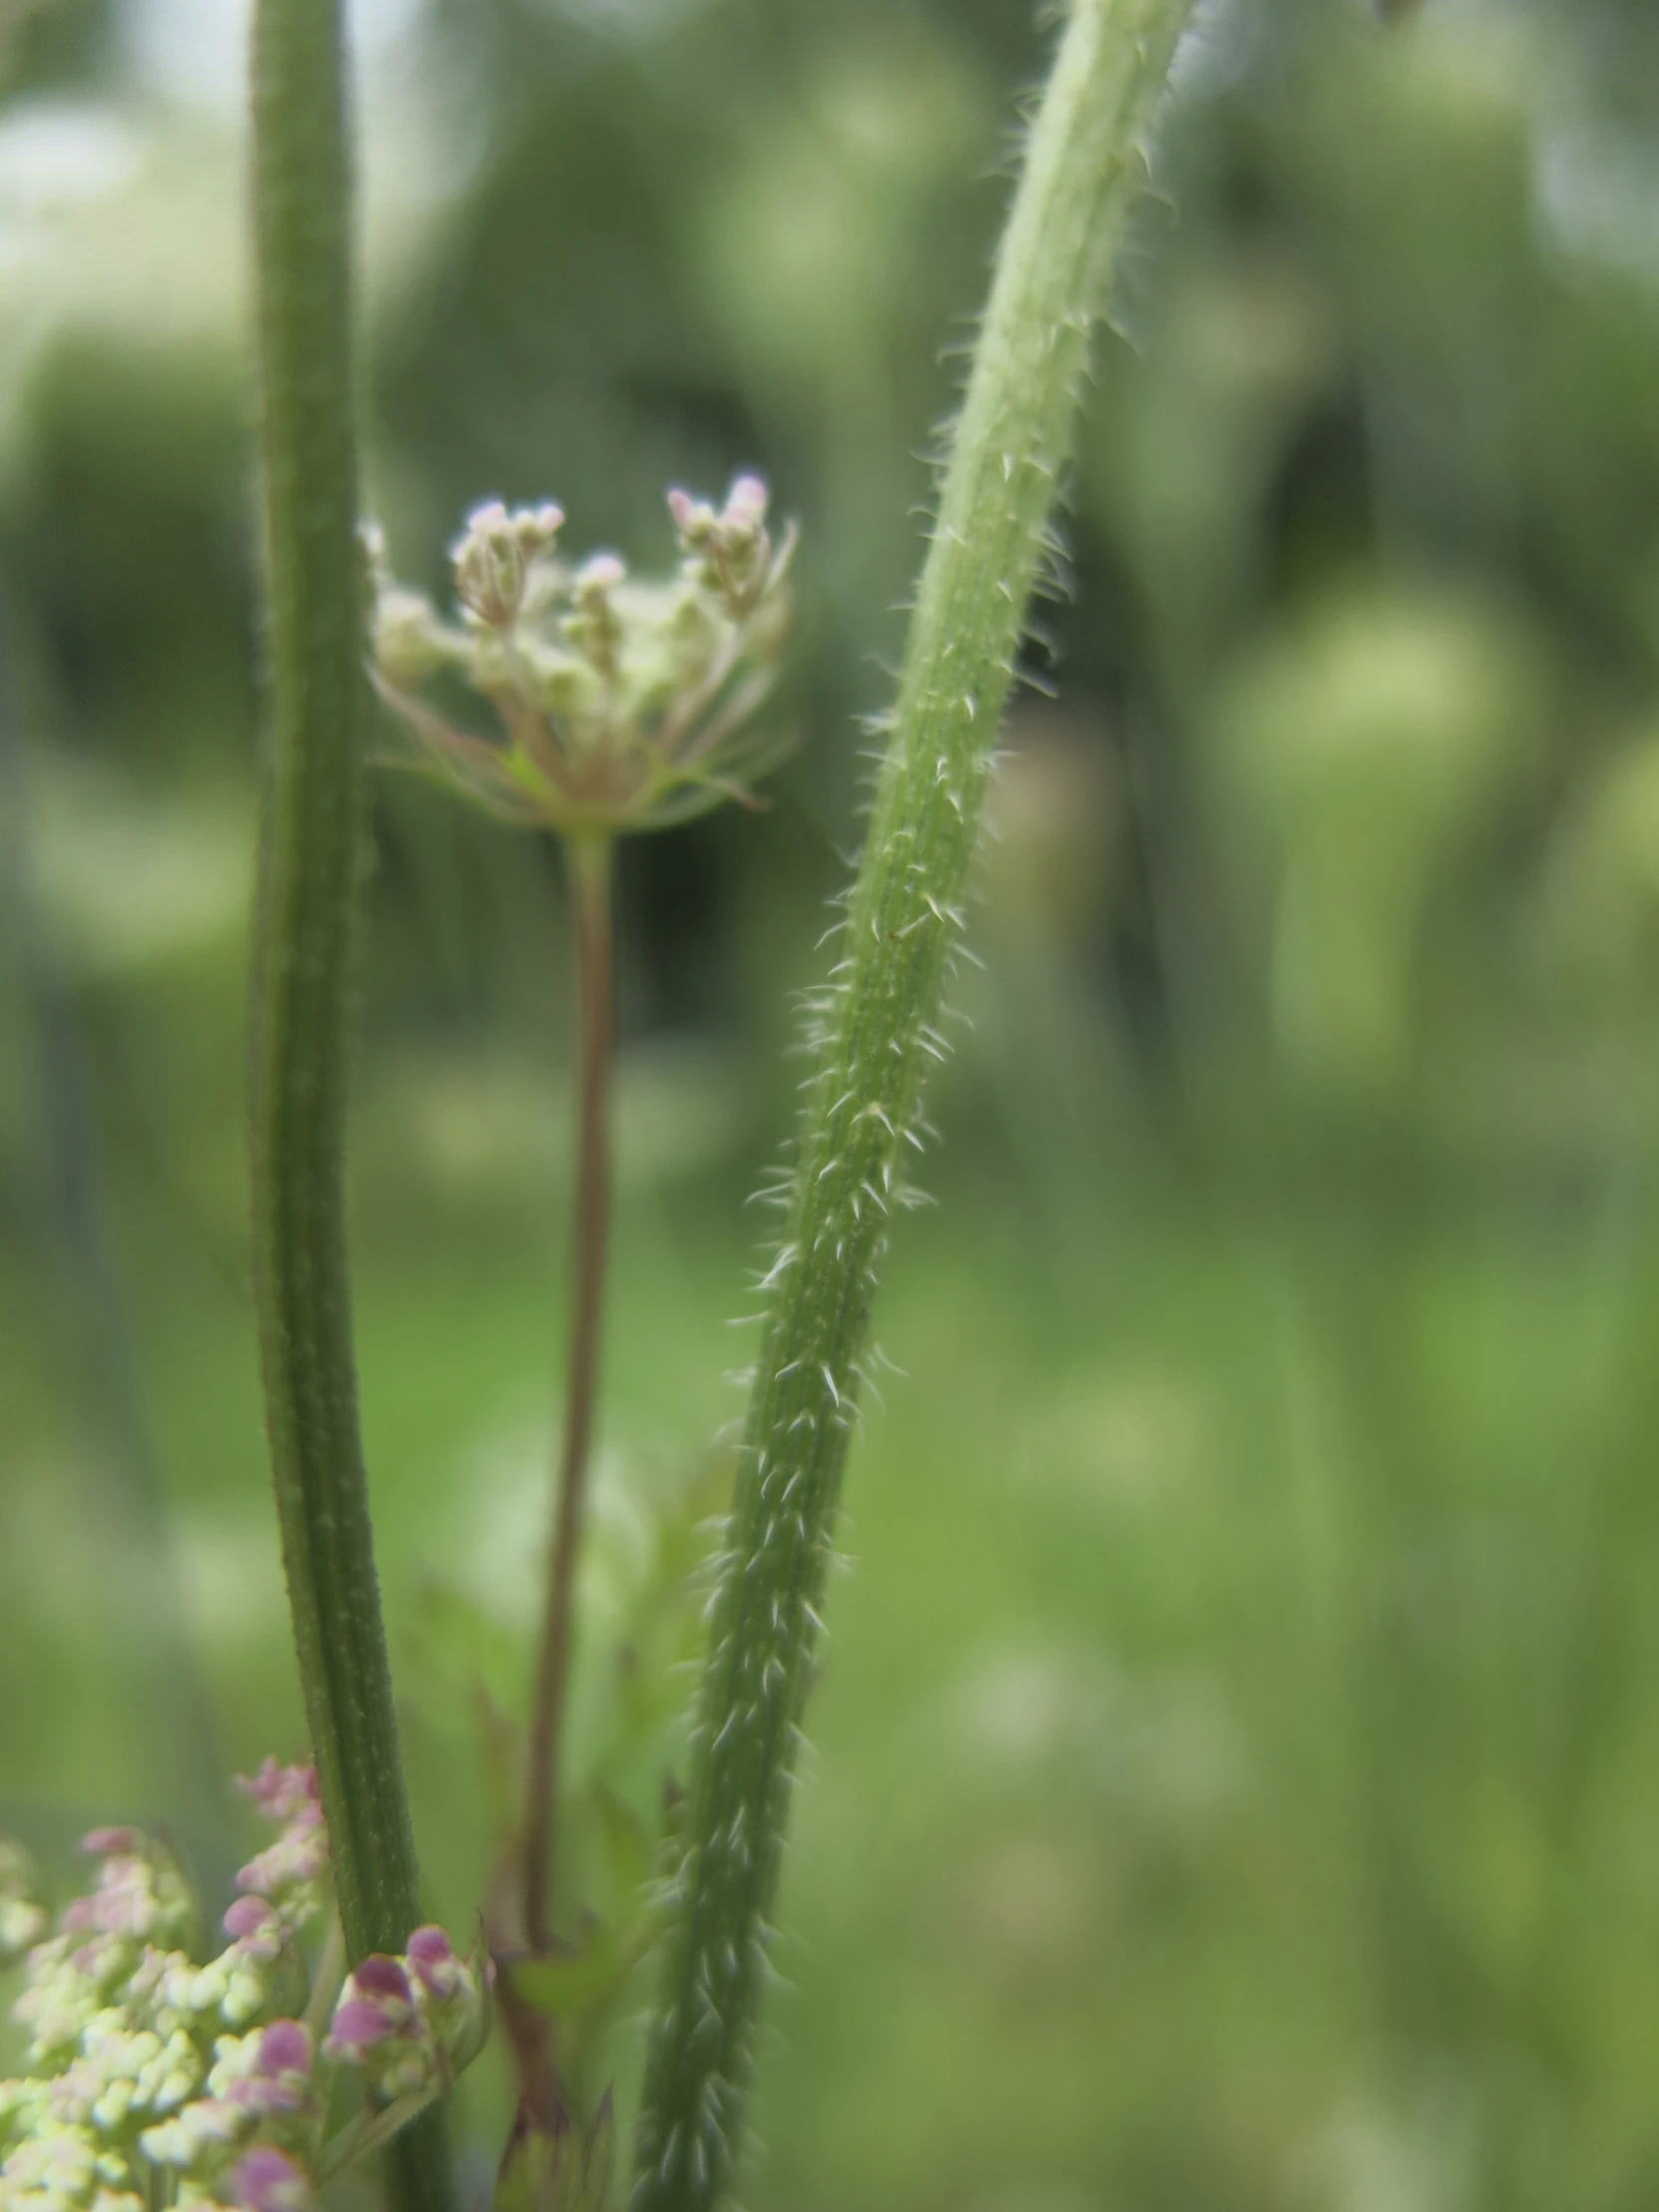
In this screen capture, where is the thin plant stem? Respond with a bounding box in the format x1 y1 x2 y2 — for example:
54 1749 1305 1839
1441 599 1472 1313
631 4 1196 2207
524 832 616 1956
247 1 453 2205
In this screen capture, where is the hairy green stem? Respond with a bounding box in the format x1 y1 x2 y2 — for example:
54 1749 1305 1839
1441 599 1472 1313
247 3 452 2206
524 833 616 1958
631 4 1196 2206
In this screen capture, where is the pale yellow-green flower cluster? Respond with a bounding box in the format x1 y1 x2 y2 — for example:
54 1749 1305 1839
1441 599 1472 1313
367 474 795 836
0 1764 488 2212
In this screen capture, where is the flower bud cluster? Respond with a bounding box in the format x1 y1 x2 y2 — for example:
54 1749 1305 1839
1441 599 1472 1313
367 474 796 835
0 1764 485 2212
134 2019 317 2194
322 1927 489 2103
14 1830 201 2070
230 1763 328 1936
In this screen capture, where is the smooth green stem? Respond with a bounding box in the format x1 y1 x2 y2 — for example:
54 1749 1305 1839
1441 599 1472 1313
524 833 616 1958
631 4 1196 2207
248 3 453 2207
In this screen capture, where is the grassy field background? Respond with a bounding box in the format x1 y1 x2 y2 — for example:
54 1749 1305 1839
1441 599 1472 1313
7 0 1659 2205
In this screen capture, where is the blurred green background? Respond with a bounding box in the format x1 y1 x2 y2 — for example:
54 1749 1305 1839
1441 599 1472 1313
5 0 1659 2204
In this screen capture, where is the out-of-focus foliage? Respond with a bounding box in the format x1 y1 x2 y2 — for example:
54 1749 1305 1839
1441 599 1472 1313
5 0 1659 2207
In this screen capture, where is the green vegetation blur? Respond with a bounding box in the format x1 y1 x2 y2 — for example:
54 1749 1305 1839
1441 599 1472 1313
5 0 1659 2204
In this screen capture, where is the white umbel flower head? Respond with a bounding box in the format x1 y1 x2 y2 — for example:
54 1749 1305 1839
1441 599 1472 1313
368 476 796 835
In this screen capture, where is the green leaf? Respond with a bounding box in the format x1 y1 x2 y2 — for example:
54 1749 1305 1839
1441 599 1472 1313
592 1784 652 1903
317 2086 440 2184
509 1926 628 2019
495 2090 615 2212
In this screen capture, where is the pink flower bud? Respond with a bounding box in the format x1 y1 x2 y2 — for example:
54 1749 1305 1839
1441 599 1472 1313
406 1924 462 2001
234 2144 313 2212
224 1896 275 1938
64 1850 166 1937
259 2019 312 2075
577 553 627 595
80 1827 142 1857
236 1760 319 1826
324 1950 419 2064
223 2016 314 2116
514 502 564 547
353 1953 413 2005
723 475 769 528
406 1926 452 1969
324 1999 393 2053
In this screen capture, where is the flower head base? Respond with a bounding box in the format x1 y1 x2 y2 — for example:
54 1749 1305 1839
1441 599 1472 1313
368 475 796 836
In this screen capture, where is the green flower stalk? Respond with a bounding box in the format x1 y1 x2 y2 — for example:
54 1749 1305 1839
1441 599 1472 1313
631 3 1198 2207
246 1 454 2205
369 486 795 1992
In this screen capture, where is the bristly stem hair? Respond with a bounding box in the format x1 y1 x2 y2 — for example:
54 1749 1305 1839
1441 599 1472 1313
246 2 453 2206
630 2 1197 2206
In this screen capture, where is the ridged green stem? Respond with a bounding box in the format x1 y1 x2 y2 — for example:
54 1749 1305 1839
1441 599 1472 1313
631 4 1195 2207
247 3 452 2206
